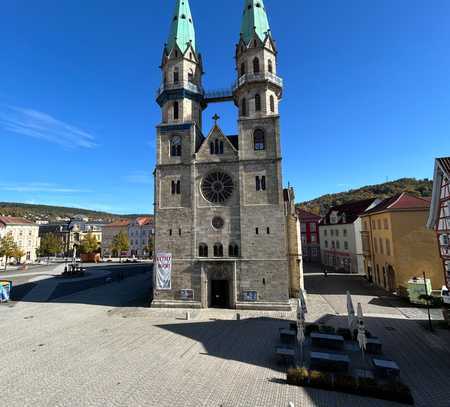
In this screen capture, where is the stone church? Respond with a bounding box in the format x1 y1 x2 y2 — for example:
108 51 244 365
152 0 302 310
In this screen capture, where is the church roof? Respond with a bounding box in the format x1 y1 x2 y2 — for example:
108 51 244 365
167 0 196 53
240 0 271 44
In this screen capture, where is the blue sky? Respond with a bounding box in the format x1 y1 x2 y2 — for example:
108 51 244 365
1 0 449 214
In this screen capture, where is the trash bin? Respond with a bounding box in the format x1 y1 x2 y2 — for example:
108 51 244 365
0 281 12 303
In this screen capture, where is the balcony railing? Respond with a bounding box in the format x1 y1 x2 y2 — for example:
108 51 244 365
233 72 283 90
156 81 203 97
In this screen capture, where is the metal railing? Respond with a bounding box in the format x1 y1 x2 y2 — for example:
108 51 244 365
233 72 283 90
156 81 203 97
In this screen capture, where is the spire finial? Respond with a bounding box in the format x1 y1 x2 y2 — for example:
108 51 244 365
212 114 220 124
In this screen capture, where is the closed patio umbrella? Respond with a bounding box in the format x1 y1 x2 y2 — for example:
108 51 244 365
357 303 367 360
347 291 357 333
297 289 308 366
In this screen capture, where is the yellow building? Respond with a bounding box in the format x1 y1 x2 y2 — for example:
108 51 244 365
361 193 444 295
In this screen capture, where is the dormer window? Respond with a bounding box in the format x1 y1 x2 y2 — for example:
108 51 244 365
181 14 186 19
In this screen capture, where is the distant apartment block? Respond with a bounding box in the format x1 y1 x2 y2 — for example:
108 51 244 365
128 217 154 258
0 216 40 265
102 220 130 257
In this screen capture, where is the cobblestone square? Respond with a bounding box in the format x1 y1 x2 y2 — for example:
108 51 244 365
1 265 449 407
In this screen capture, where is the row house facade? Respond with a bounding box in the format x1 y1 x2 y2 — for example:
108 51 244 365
0 216 40 265
319 199 379 274
297 209 321 263
361 193 444 294
101 220 130 257
427 157 450 288
128 217 154 258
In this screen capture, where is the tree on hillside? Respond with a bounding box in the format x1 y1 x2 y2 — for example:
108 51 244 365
39 233 64 261
0 233 18 271
80 233 100 254
110 231 129 262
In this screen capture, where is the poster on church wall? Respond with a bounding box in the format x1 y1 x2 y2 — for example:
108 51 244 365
156 252 172 290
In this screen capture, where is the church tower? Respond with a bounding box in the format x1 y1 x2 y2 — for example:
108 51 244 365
152 0 292 310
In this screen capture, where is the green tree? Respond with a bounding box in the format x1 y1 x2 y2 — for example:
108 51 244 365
0 233 18 271
110 231 129 262
144 234 154 258
39 233 64 261
12 247 25 264
80 233 100 254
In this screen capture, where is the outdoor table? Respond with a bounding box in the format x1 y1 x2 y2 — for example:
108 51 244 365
372 358 400 379
366 338 382 355
310 351 350 373
275 346 296 366
279 328 297 346
311 332 344 350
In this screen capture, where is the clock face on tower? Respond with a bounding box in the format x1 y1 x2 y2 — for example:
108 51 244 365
201 172 234 203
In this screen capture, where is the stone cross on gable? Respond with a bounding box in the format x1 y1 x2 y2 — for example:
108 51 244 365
212 114 220 124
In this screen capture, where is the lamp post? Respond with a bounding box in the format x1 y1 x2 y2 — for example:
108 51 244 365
423 271 433 332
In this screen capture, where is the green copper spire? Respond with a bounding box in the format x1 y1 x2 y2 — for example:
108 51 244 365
167 0 196 53
240 0 271 44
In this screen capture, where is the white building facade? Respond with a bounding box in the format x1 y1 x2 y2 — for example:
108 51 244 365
128 217 154 258
0 216 40 266
319 199 379 274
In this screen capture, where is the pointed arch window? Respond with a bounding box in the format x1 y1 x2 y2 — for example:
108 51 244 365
199 243 208 258
188 68 194 83
170 136 182 157
229 243 239 258
241 98 247 117
270 95 275 113
210 140 224 155
255 94 261 112
214 243 224 257
268 59 273 73
253 57 260 74
173 101 179 120
254 129 265 151
240 62 246 77
173 68 179 83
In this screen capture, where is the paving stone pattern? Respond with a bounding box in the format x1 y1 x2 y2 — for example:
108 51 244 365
1 270 449 406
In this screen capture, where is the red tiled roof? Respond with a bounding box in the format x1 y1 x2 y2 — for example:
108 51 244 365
0 216 34 226
135 216 153 226
321 198 378 225
103 220 130 228
296 209 321 222
365 193 430 215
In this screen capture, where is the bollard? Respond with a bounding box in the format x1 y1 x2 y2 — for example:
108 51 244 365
186 312 190 321
236 313 241 321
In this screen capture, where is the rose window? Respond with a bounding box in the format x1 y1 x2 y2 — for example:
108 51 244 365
202 172 234 203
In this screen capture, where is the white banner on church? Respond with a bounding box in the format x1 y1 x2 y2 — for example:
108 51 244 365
156 252 172 290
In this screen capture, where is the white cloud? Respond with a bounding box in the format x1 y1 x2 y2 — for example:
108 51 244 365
0 105 97 149
123 171 153 185
0 182 90 194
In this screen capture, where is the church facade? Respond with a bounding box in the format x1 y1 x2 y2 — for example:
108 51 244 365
152 0 300 310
